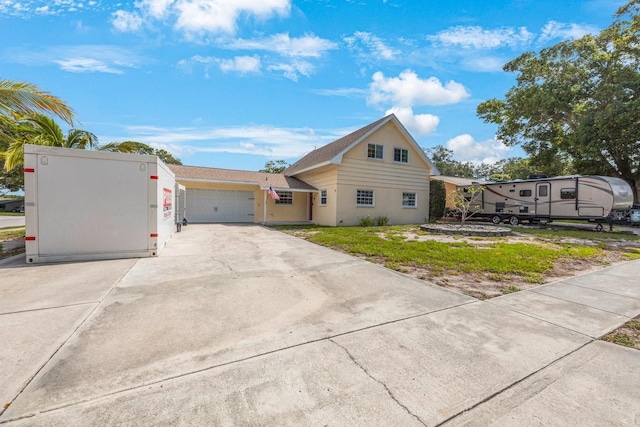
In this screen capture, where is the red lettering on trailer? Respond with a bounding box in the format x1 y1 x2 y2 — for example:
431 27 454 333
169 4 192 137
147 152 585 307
150 233 158 237
150 175 159 180
24 168 35 173
25 236 36 241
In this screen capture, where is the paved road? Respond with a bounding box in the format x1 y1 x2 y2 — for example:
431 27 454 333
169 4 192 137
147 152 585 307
1 224 638 425
0 215 25 229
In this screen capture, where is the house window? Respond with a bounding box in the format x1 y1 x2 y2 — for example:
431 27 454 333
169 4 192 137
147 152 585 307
275 191 293 205
519 189 532 197
560 188 576 199
402 192 416 208
367 143 384 160
356 190 374 206
394 148 409 163
320 190 327 206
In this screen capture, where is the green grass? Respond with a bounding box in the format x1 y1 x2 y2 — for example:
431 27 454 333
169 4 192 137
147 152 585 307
0 228 25 240
602 333 635 347
0 212 24 216
274 225 606 280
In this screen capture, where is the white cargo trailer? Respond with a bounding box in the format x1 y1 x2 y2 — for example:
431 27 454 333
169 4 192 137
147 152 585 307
23 144 176 263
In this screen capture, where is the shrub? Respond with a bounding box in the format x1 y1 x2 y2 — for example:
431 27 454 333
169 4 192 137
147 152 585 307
375 215 390 226
429 180 446 222
359 216 376 227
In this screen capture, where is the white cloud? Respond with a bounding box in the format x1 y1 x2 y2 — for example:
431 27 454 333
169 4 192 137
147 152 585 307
386 107 439 137
111 10 144 32
445 134 511 164
54 58 124 74
539 21 599 43
267 59 314 81
428 26 534 49
218 55 261 74
135 0 175 19
344 31 398 61
310 87 367 98
103 123 342 159
112 0 291 36
226 33 337 58
368 70 470 107
5 45 142 74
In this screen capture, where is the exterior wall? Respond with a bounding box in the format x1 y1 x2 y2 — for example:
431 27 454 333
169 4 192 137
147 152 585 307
176 179 309 223
334 121 431 226
292 165 339 226
263 190 309 223
443 182 459 210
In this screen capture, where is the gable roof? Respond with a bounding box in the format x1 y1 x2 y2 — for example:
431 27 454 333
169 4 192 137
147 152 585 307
284 114 435 176
168 164 316 191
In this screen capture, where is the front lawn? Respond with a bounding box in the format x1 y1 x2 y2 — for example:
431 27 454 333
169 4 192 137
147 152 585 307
274 224 640 299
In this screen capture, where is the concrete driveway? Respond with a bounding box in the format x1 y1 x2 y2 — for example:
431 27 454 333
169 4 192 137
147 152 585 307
1 224 639 426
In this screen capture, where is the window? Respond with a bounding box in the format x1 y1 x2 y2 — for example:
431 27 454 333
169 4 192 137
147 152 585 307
394 148 409 163
561 188 576 199
519 189 532 197
538 186 548 197
367 143 384 160
275 191 293 205
402 192 416 208
320 190 327 206
356 190 374 206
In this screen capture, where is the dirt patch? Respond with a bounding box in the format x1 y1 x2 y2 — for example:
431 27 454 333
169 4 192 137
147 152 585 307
0 237 25 261
388 231 631 299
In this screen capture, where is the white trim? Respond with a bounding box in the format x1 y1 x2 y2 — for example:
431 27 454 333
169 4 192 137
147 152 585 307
366 142 384 160
393 147 409 164
356 189 375 207
402 192 417 208
319 189 327 206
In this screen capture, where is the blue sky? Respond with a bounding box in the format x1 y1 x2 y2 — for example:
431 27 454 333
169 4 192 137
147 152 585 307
0 0 627 171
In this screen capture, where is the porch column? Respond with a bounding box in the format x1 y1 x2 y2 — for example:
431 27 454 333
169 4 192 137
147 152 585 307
263 189 267 225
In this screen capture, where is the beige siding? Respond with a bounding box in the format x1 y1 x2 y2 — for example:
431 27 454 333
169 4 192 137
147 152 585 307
177 180 309 223
335 121 431 226
294 165 339 226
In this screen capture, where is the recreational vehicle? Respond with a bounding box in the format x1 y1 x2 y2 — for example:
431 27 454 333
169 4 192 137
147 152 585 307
469 175 634 226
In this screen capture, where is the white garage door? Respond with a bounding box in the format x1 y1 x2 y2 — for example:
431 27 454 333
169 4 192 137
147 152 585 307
187 189 255 223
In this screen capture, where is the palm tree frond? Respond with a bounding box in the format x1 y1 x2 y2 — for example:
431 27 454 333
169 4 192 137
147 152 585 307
0 79 74 125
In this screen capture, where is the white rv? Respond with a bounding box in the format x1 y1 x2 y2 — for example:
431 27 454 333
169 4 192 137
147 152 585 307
469 175 634 226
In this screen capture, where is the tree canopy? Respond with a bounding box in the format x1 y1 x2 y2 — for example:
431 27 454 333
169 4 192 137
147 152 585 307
260 160 289 173
477 0 640 201
115 141 183 164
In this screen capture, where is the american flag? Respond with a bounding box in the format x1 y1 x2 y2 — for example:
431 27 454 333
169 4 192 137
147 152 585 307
268 186 280 201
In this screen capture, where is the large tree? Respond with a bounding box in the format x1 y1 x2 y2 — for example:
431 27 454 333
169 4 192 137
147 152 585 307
477 0 640 201
424 146 476 178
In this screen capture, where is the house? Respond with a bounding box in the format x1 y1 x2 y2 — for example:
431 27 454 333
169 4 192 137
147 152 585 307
170 114 436 226
0 198 24 212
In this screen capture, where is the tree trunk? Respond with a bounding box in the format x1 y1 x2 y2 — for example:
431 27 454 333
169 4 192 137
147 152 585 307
633 177 640 206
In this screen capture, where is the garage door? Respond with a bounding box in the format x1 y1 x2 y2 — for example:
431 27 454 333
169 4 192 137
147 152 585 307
187 189 255 223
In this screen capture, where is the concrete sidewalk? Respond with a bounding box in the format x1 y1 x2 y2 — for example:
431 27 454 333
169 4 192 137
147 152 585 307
0 224 638 426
